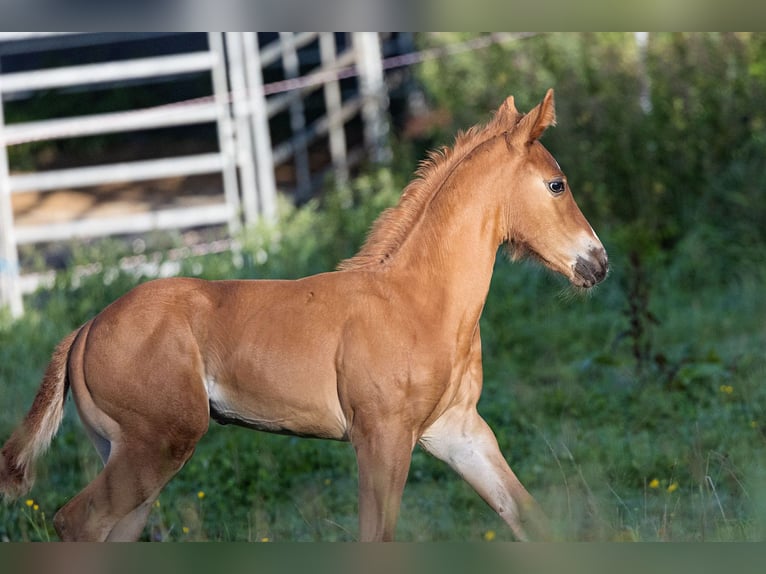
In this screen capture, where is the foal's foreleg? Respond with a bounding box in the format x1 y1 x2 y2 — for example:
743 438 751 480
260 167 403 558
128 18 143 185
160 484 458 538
351 423 415 541
419 407 549 541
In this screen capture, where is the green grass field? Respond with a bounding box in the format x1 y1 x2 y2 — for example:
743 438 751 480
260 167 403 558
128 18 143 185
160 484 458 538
1 210 764 541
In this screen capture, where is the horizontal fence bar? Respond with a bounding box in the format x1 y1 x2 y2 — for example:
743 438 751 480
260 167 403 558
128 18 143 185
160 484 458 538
9 153 225 193
0 34 187 58
0 51 217 93
0 32 78 42
15 202 233 245
3 101 220 145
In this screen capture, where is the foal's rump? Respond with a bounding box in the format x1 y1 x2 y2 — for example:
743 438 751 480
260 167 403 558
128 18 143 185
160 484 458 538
67 279 213 463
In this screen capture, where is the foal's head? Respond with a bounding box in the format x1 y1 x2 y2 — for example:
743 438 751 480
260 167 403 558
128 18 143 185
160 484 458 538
497 89 608 288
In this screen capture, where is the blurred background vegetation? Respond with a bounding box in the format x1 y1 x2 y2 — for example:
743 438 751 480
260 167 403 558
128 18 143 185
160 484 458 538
1 32 765 541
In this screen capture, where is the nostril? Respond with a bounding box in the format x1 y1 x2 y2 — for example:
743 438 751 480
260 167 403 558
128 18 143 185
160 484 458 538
591 248 609 281
574 248 609 287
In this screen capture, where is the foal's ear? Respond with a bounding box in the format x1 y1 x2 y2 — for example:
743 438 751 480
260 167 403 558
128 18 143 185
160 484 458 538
495 94 520 124
515 88 556 144
490 96 521 132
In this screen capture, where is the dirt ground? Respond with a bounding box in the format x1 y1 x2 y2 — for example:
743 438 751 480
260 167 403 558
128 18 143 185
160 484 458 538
11 173 226 227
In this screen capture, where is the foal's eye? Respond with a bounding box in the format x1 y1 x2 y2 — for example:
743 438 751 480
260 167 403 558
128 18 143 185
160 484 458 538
547 180 566 195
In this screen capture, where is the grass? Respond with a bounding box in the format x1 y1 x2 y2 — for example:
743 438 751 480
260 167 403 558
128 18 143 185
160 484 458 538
1 214 765 542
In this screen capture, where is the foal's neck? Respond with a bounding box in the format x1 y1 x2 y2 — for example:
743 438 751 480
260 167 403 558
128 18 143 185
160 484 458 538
389 137 507 336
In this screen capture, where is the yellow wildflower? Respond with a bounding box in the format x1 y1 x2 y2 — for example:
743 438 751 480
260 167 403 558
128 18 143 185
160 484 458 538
33 504 39 511
667 482 678 493
25 499 34 507
182 526 190 534
719 385 733 394
483 530 496 542
197 491 205 500
261 537 271 542
613 529 637 542
648 478 660 489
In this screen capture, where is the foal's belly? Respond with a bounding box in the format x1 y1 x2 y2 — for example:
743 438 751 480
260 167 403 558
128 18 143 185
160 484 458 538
204 370 348 441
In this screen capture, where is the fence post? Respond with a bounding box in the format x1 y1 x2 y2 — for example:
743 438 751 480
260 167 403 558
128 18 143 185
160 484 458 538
0 77 23 318
319 32 349 185
225 32 260 225
354 32 390 164
280 33 312 203
242 32 277 223
208 32 241 234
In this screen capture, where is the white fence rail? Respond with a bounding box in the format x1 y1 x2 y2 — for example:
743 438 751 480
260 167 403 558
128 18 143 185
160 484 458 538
0 32 391 318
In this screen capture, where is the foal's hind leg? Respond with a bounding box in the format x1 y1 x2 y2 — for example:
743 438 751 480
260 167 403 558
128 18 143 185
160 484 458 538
54 430 203 541
59 317 211 541
54 379 208 542
105 437 200 541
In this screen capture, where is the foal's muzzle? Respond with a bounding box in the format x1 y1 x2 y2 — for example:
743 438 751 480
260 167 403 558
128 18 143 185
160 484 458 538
573 247 609 288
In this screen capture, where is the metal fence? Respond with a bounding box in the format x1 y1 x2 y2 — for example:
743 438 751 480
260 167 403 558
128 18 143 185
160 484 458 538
0 32 391 318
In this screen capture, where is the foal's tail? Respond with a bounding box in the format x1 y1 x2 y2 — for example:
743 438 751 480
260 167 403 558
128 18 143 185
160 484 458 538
0 328 80 500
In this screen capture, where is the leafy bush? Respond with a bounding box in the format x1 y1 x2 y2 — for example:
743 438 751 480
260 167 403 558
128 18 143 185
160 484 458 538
415 32 766 269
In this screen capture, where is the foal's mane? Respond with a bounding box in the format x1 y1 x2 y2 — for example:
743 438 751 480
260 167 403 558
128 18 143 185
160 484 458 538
338 106 519 271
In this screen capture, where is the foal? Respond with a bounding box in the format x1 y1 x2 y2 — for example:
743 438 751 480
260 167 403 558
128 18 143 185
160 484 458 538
0 89 607 541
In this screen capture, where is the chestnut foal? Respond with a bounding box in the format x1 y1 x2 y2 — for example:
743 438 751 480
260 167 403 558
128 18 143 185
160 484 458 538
1 90 607 541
